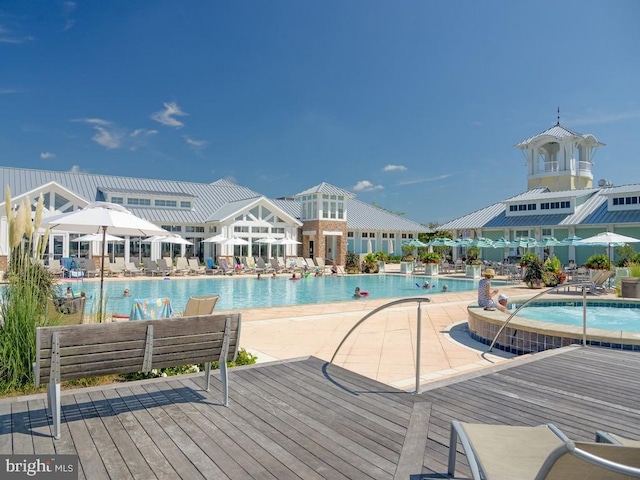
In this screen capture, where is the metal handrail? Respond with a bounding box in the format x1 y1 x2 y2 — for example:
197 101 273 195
486 280 596 353
329 297 431 394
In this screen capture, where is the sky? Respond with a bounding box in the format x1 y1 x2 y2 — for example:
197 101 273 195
1 1 639 225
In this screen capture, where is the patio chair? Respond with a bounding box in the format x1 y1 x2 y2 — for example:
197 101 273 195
188 258 206 275
597 431 640 447
79 259 100 278
590 270 615 295
123 261 143 276
182 295 220 316
448 420 640 480
315 257 328 274
242 256 256 274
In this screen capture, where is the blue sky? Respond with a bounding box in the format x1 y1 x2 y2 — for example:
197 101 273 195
1 1 639 225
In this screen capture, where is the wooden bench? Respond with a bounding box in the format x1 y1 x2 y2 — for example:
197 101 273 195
34 312 242 439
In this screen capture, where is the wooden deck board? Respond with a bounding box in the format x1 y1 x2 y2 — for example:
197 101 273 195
3 347 640 479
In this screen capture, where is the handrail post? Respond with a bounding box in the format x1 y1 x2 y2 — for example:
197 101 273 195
415 302 422 394
582 285 587 346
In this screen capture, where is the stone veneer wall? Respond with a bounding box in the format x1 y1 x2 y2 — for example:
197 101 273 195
301 220 347 266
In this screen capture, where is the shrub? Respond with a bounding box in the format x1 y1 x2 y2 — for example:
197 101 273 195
361 253 379 273
375 251 388 263
585 253 610 270
423 252 441 264
345 252 360 273
520 252 538 268
523 257 545 287
465 246 481 265
0 191 54 394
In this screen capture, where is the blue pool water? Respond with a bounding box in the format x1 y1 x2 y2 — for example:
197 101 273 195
63 274 485 314
516 303 640 332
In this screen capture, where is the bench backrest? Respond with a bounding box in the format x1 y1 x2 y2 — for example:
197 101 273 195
34 312 241 387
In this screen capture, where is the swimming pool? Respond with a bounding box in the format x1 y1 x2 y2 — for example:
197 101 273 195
65 274 486 314
515 302 640 332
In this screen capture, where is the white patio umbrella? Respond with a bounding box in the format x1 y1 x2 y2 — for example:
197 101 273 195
273 236 301 259
74 232 125 262
255 237 277 257
220 237 250 245
579 232 640 266
143 235 193 245
388 239 394 255
42 202 168 321
203 234 228 243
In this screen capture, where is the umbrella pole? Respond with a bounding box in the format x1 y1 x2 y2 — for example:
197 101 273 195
98 226 107 322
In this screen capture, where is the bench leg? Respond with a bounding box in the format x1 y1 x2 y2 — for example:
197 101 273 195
204 362 211 391
48 381 61 440
220 359 228 407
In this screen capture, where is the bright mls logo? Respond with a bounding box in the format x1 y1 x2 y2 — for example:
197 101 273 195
1 455 78 479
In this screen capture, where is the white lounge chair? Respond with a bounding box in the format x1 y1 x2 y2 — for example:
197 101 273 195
174 257 190 276
188 258 206 275
123 262 143 276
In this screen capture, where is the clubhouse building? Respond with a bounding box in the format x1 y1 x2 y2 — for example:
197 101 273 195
439 120 640 265
0 169 428 268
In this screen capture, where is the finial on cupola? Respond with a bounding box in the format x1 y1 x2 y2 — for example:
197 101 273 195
556 106 560 125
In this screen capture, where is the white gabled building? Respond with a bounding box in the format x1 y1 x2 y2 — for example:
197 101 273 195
0 168 428 269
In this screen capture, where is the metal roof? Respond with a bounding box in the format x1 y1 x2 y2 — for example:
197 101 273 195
294 182 355 198
346 198 428 232
0 166 421 231
504 188 599 202
601 184 640 195
515 123 584 147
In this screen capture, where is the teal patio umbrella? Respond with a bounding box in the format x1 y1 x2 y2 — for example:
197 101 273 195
538 236 564 247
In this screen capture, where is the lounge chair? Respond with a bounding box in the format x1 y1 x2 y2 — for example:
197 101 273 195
204 257 219 275
46 259 64 277
597 431 640 447
46 296 87 325
182 295 220 316
242 256 256 273
107 262 123 277
79 259 100 278
218 258 235 275
188 258 206 275
143 258 170 276
123 261 143 276
269 258 283 273
448 420 640 480
174 257 190 275
255 257 273 274
590 270 615 295
315 257 328 274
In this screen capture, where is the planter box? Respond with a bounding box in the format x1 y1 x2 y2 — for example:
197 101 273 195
400 261 414 274
425 263 439 276
615 268 630 282
465 265 481 279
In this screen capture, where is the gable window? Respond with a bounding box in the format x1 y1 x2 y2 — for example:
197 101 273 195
527 204 536 210
509 205 517 212
127 198 151 206
111 197 123 204
155 199 177 207
541 202 549 210
180 201 191 208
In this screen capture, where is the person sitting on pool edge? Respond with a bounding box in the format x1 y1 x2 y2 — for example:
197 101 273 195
477 268 508 313
498 293 509 311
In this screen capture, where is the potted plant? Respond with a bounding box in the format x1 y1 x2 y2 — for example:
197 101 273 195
523 257 545 288
345 252 360 274
423 252 441 275
543 255 566 287
361 253 379 274
465 246 482 278
586 253 611 281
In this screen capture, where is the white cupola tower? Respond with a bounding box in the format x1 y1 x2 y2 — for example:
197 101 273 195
515 110 604 191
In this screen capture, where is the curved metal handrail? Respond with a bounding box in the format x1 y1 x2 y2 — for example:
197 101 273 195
486 280 596 353
329 296 432 393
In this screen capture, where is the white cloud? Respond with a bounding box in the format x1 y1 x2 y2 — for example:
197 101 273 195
383 164 407 172
151 101 187 128
130 128 158 137
183 135 208 148
40 152 56 159
0 88 17 95
74 117 111 126
69 165 86 174
396 173 453 186
92 126 121 149
0 25 34 44
353 180 384 192
63 19 75 31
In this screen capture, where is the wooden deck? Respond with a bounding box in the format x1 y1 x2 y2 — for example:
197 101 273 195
2 346 640 479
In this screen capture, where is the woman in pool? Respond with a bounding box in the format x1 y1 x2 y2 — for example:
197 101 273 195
477 268 508 313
